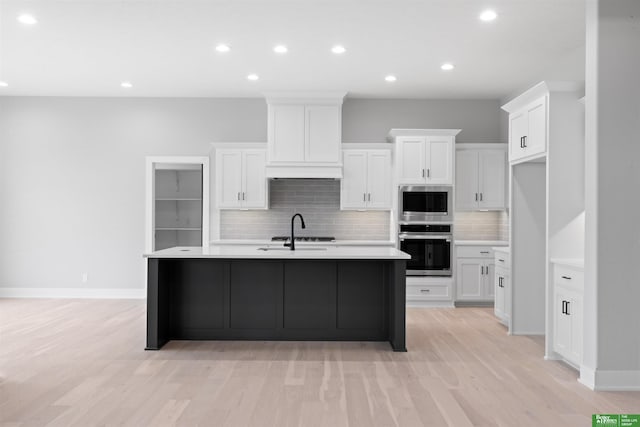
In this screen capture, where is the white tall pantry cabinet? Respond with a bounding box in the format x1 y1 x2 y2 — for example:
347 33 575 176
502 81 584 372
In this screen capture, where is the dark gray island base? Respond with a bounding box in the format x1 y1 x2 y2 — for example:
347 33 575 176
146 257 407 351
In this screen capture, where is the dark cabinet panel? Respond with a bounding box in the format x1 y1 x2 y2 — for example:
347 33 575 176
229 261 283 329
284 261 336 329
170 260 226 332
337 261 386 330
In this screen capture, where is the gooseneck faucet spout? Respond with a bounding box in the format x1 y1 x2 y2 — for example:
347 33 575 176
285 213 306 250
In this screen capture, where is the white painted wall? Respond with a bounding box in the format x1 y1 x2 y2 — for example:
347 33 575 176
0 96 502 295
582 0 640 390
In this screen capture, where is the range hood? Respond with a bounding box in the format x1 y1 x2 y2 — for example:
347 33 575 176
265 91 346 179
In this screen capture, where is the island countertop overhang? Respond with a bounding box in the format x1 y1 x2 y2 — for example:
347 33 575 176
144 245 411 260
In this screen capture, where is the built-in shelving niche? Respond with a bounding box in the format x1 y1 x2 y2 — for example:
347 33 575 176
146 158 210 252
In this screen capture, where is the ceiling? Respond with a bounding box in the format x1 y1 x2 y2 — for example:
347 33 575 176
0 0 586 99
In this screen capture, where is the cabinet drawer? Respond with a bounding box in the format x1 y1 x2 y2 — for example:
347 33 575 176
554 264 584 290
456 246 494 258
494 252 510 267
407 284 451 300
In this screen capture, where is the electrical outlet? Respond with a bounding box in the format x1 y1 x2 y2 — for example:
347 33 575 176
82 273 88 283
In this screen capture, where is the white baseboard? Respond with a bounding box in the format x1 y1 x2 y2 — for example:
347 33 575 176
0 287 146 299
579 366 640 391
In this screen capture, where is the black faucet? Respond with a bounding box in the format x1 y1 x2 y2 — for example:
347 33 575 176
284 213 306 250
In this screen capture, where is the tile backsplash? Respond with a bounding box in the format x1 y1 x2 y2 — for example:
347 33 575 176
454 210 509 241
220 179 390 240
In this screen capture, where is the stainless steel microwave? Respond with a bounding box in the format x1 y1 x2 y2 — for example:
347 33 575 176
398 185 453 222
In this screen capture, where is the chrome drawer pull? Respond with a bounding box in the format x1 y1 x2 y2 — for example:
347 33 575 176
420 289 430 293
480 251 490 254
561 275 572 280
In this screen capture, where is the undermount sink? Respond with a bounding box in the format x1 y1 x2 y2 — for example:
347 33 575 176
257 247 327 251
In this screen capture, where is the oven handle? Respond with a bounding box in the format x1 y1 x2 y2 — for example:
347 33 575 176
399 234 452 241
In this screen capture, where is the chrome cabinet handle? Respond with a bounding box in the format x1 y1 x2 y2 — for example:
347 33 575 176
480 251 490 254
422 169 425 178
427 169 430 178
237 192 240 200
480 193 483 201
420 289 430 293
475 193 478 201
363 193 366 201
499 258 505 262
368 193 371 201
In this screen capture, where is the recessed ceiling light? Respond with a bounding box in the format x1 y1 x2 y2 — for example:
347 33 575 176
215 44 230 53
0 81 8 87
273 45 288 54
479 10 498 22
441 63 455 71
385 75 397 82
17 14 38 25
331 45 346 54
247 74 259 81
120 81 133 88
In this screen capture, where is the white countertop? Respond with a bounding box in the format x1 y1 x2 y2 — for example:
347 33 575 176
492 246 511 253
145 245 410 260
210 239 396 247
550 258 584 268
454 240 509 246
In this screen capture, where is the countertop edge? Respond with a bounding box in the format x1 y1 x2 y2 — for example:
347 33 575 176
550 258 585 268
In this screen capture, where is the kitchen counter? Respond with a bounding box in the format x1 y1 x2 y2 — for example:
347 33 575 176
145 246 408 352
209 239 396 247
145 245 409 260
455 240 509 246
493 246 511 253
550 258 584 268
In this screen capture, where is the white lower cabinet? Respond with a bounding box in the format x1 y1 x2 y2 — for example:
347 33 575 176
493 249 511 325
455 246 496 302
552 262 584 367
406 277 453 306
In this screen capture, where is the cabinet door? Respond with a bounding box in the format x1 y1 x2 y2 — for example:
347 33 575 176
554 288 572 359
455 150 479 210
425 136 453 184
494 270 505 319
456 258 483 300
366 151 391 210
484 262 496 299
269 105 305 162
509 111 528 162
216 150 243 208
478 149 506 209
397 137 426 184
341 150 368 209
242 150 267 208
568 294 583 365
305 105 341 163
526 96 547 157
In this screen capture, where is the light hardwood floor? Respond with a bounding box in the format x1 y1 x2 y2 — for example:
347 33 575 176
0 299 638 426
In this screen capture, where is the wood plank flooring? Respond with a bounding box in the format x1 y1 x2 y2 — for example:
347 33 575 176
0 298 638 426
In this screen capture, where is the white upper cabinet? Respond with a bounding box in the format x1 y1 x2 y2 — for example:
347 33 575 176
389 130 460 185
216 149 268 209
341 149 391 210
265 92 346 178
269 105 305 162
305 105 341 162
456 145 507 211
508 96 547 163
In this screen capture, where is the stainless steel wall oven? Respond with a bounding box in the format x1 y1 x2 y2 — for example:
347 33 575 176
398 223 452 276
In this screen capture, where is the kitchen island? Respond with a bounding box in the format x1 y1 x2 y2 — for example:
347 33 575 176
144 246 410 351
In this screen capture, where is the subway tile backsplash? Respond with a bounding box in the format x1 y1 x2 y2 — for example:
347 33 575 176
220 179 390 240
454 210 509 241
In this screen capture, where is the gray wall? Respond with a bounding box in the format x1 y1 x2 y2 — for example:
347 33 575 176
343 98 504 144
583 0 640 386
0 96 502 292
